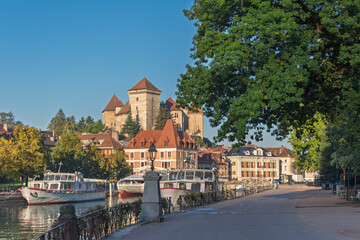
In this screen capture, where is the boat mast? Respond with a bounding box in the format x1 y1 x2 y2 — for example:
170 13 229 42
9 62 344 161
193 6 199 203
58 161 63 173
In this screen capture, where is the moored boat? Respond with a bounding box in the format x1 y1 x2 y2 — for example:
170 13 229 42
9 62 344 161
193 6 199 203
160 169 219 202
20 171 106 205
117 175 144 197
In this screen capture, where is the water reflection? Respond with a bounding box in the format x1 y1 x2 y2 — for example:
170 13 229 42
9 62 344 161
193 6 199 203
0 195 139 239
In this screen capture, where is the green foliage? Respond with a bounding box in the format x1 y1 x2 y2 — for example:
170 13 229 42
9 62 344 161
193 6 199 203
196 137 206 148
154 102 170 130
51 133 130 179
84 120 105 133
120 106 140 139
0 112 22 127
0 126 47 180
176 0 360 145
48 109 67 136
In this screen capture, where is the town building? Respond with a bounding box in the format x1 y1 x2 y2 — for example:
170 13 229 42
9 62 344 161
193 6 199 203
265 146 304 183
41 130 59 148
102 77 204 138
79 133 123 156
0 123 13 140
124 119 199 174
227 145 280 183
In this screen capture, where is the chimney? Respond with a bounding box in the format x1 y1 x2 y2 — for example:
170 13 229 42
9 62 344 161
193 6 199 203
112 131 119 141
3 123 8 132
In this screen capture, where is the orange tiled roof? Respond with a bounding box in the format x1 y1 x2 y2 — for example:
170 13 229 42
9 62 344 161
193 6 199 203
128 77 161 92
116 101 129 115
103 94 124 112
79 133 123 149
165 97 182 111
125 119 196 150
265 146 294 158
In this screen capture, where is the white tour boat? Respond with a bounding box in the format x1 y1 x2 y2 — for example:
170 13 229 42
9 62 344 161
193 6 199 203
21 171 106 205
117 175 145 197
160 169 219 202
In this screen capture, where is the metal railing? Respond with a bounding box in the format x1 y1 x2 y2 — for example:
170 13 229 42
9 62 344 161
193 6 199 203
33 222 71 240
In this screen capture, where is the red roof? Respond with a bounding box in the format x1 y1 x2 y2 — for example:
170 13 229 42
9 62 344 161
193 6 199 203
128 77 161 92
125 119 196 150
116 101 129 115
79 133 123 149
103 94 124 112
265 146 294 158
165 97 182 111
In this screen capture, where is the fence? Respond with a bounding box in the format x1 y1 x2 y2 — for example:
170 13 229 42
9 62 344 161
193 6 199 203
34 185 275 239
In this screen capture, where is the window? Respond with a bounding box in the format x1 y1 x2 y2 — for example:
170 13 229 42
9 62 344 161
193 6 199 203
174 113 178 118
285 160 287 163
130 162 134 168
136 97 139 101
141 152 145 159
141 162 145 167
267 152 272 156
164 141 168 147
130 152 134 159
285 166 287 171
245 151 250 155
160 152 164 159
168 151 172 159
141 142 145 147
162 162 170 168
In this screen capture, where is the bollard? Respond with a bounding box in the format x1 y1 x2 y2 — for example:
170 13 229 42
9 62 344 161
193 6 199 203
59 205 78 240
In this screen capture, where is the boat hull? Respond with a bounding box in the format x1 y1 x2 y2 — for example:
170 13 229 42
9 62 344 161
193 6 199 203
117 184 144 196
160 187 191 203
21 187 105 205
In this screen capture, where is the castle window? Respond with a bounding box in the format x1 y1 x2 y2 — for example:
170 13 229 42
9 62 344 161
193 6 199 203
174 113 178 118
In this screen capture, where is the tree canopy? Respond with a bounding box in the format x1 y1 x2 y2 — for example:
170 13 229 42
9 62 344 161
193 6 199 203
0 112 23 127
120 106 140 139
176 0 360 145
154 102 171 130
0 126 48 180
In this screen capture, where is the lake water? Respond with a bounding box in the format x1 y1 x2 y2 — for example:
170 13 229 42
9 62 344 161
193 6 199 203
0 195 139 239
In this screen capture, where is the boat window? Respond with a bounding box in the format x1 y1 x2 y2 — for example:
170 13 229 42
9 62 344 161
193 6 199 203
179 183 186 189
61 175 67 180
61 183 70 190
50 184 59 190
44 176 49 181
44 183 49 189
195 172 203 180
48 175 54 181
186 171 194 180
33 184 40 188
55 175 61 180
169 172 177 181
191 183 201 191
205 172 213 180
68 175 74 181
177 172 184 180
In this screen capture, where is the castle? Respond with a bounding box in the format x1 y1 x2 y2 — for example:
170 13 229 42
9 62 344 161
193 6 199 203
102 77 204 138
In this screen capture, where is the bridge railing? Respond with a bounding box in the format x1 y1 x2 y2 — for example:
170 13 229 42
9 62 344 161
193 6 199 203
33 222 71 240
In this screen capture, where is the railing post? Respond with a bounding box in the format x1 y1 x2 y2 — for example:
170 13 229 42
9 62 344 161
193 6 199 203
179 196 182 212
59 205 78 240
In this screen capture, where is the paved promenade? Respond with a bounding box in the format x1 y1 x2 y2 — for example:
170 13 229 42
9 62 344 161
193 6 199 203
106 185 360 240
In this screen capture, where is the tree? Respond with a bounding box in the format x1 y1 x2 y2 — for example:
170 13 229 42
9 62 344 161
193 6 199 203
120 106 140 139
0 126 47 181
77 117 86 132
48 109 67 136
176 0 360 144
0 112 23 127
98 149 132 180
154 102 170 130
84 120 105 133
51 133 85 173
85 116 95 126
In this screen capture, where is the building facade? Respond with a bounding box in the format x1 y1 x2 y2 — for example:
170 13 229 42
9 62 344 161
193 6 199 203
102 78 204 138
79 133 123 156
227 145 280 182
124 119 199 174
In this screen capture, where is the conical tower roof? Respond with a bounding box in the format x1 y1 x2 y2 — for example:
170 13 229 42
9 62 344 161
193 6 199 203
103 94 124 112
128 77 161 92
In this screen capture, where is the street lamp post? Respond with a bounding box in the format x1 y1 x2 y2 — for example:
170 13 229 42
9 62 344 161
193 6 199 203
148 142 157 172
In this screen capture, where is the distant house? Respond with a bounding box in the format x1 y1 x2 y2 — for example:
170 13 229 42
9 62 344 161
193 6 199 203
124 119 199 174
227 145 280 182
265 146 303 183
41 130 59 148
79 133 123 156
0 123 13 140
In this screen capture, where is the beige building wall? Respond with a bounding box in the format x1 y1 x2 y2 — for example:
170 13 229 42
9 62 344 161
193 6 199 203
115 114 127 133
102 111 116 130
187 112 203 138
229 156 280 182
128 89 160 131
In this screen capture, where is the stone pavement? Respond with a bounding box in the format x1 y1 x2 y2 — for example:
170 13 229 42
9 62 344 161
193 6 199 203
105 185 360 240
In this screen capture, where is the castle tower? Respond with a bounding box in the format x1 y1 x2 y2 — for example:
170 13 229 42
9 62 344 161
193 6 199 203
127 77 161 130
102 94 124 130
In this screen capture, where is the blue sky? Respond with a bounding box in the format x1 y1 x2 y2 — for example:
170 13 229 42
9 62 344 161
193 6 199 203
0 0 290 148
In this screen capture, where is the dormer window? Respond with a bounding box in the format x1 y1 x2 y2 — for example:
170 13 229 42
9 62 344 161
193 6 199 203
245 151 250 155
267 152 272 156
164 141 168 147
141 142 145 147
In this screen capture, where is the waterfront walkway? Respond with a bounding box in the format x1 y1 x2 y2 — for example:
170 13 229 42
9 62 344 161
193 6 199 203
106 185 360 240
